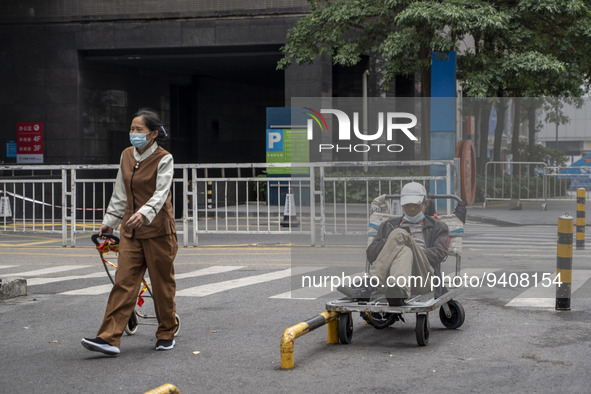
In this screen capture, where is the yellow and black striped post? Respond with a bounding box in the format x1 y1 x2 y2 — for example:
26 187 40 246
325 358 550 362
576 188 586 250
556 214 573 311
281 311 338 369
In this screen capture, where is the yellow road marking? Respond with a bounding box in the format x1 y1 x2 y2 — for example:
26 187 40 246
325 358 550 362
0 251 98 257
0 238 64 247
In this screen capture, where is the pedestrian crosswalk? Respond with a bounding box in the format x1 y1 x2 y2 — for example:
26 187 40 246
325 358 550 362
463 222 591 257
2 222 590 308
2 261 590 309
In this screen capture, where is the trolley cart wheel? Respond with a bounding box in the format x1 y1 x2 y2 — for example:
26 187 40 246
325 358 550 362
338 313 353 344
360 312 400 330
174 314 181 337
439 300 465 329
125 311 139 335
415 313 430 346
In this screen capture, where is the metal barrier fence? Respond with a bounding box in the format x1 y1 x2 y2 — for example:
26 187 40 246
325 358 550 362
317 160 456 246
484 161 548 209
545 166 591 201
484 161 591 209
1 160 457 247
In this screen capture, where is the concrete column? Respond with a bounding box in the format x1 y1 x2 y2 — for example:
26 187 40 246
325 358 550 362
284 54 332 104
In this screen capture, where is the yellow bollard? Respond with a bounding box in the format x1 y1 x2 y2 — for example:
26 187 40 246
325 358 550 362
576 188 586 250
144 383 180 394
327 317 338 344
280 311 339 369
556 214 573 311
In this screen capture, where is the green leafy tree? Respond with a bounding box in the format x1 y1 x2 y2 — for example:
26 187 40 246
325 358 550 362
279 0 591 162
278 0 509 159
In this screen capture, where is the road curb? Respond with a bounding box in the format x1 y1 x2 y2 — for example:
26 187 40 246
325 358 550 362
466 214 521 227
0 278 27 300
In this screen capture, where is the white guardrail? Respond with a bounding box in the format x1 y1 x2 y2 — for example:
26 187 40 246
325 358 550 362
484 161 591 210
0 161 457 247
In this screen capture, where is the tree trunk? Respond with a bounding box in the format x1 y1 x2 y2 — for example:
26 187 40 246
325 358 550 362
493 100 507 162
527 104 537 162
478 101 492 175
420 67 431 161
511 99 521 161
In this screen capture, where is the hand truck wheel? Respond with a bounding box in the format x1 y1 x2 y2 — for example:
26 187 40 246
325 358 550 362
174 313 181 337
415 313 430 346
338 313 353 344
125 311 139 335
439 300 465 329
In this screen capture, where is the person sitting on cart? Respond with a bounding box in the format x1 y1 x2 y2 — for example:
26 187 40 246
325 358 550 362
338 182 449 306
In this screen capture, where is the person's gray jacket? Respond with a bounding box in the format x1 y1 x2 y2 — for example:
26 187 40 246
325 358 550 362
366 215 449 268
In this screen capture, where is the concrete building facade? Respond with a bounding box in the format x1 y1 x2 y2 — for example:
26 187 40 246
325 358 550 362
0 1 343 164
1 1 419 166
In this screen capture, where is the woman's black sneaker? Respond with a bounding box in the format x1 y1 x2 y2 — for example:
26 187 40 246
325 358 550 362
155 339 175 350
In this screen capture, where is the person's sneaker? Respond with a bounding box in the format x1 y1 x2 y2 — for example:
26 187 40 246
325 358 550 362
337 284 375 301
385 285 409 307
81 337 120 356
155 339 175 350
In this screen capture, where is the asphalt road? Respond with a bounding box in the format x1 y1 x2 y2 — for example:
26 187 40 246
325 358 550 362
1 223 590 393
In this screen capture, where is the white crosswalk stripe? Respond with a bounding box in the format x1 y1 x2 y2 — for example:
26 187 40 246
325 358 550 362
505 270 591 308
175 265 245 279
28 272 107 286
61 283 113 296
270 271 364 300
59 265 248 296
176 266 325 297
3 265 91 277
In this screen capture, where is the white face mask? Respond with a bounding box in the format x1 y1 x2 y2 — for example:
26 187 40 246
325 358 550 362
404 212 425 223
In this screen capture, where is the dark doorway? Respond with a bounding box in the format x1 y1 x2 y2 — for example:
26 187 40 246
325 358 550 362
81 45 285 164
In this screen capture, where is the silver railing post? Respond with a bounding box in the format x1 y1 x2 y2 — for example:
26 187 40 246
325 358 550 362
309 165 316 247
446 162 452 214
182 167 189 247
192 167 199 247
70 168 77 247
319 166 326 247
61 168 68 247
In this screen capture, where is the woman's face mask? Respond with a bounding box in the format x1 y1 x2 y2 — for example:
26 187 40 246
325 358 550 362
129 116 155 150
129 132 151 149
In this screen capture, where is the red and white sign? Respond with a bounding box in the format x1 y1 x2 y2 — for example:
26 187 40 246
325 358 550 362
17 122 43 163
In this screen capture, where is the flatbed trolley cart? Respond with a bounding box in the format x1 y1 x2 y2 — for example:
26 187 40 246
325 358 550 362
325 194 465 346
91 234 181 336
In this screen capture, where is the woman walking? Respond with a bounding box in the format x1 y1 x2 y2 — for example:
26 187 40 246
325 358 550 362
82 108 178 356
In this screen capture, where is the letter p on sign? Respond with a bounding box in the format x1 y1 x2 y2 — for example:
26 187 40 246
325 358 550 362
267 130 283 152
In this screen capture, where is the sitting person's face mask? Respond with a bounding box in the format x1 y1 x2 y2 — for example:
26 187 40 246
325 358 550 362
403 203 425 223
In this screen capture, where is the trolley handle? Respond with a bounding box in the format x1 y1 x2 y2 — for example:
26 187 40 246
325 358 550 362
385 194 462 203
91 233 120 246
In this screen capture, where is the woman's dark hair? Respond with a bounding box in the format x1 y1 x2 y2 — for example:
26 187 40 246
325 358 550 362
133 108 169 144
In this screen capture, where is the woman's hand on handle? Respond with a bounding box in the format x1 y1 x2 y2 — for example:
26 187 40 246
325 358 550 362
99 225 113 236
